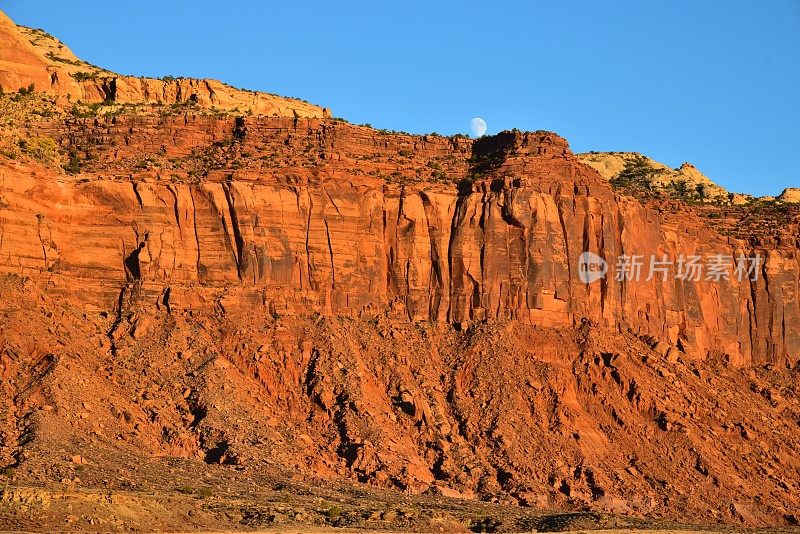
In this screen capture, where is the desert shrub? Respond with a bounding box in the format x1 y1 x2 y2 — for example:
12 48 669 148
610 155 657 188
45 52 81 66
70 104 94 118
20 136 58 164
63 152 83 175
695 183 707 198
426 160 442 170
665 179 704 203
323 505 342 519
669 179 689 196
70 101 110 118
71 71 97 81
176 485 212 497
17 83 35 96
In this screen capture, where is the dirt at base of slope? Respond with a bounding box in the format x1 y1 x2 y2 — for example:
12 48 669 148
0 475 745 533
0 274 799 530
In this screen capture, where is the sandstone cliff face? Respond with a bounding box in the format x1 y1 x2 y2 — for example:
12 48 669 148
0 13 54 95
1 115 798 369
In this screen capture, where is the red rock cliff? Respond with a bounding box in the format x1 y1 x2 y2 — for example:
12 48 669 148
0 10 328 117
0 114 798 369
2 11 800 527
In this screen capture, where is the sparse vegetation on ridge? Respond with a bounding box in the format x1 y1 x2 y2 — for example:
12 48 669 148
71 71 98 81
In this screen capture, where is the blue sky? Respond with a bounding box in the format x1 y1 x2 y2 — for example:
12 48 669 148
3 1 799 196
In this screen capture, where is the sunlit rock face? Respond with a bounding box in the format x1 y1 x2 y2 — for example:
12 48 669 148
3 9 800 527
1 113 798 368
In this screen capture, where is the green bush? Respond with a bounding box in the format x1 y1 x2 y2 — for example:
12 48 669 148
669 179 689 197
45 52 81 66
70 101 107 118
324 505 342 519
17 83 35 96
63 152 83 175
71 71 97 81
20 136 58 164
610 155 656 188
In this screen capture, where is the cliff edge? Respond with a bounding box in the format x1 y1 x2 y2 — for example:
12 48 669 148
0 10 329 118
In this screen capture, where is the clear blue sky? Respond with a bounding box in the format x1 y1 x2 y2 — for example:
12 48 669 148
3 1 799 196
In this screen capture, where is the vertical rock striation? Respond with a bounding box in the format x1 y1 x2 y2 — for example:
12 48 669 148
0 116 798 368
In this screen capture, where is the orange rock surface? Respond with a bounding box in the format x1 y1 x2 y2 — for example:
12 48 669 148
2 117 796 368
0 9 799 528
0 11 328 118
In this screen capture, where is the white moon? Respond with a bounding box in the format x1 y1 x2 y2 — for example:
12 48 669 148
470 117 487 137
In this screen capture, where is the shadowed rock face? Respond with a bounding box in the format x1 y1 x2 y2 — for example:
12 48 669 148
1 115 798 369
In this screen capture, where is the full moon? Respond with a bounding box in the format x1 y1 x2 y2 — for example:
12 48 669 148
470 117 487 137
